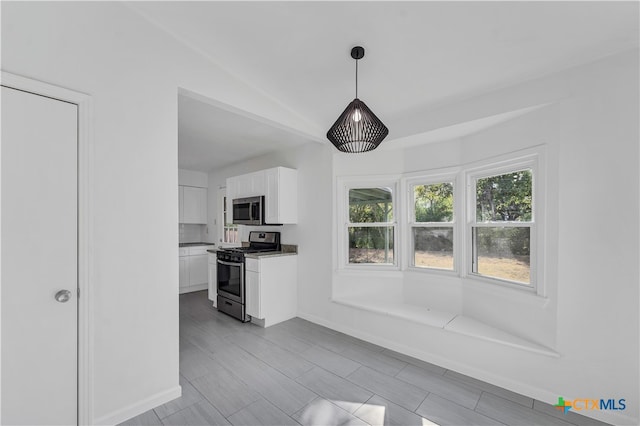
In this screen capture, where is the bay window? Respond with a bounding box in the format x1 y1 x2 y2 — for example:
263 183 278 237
336 148 542 294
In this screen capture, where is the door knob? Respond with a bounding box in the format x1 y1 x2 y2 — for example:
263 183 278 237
55 289 72 303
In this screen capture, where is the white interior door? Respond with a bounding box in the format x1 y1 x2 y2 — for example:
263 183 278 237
1 86 78 425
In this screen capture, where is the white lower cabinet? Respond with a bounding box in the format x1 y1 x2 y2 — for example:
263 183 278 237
245 255 297 327
208 253 217 307
245 270 260 318
179 256 189 289
188 255 208 286
179 245 215 294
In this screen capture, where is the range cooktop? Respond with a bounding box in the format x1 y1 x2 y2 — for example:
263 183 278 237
222 247 279 254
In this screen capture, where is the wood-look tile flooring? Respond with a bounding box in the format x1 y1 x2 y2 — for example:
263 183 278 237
121 291 609 426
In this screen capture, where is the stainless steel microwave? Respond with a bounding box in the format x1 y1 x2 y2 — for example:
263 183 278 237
232 196 264 225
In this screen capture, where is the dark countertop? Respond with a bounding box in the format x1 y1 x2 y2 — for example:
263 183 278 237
179 242 216 247
206 249 296 258
208 244 297 258
245 251 297 259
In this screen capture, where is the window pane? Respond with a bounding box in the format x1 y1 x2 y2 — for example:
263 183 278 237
473 227 530 284
349 187 393 223
349 226 394 264
413 227 453 269
414 183 453 222
476 169 532 222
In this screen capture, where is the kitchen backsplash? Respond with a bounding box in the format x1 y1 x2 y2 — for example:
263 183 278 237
238 225 297 246
179 224 208 243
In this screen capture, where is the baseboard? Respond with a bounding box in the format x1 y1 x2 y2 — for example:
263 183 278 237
296 311 637 426
179 283 207 294
93 385 182 425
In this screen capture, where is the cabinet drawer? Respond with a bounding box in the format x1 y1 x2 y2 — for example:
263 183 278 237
246 258 260 272
188 246 214 256
179 247 188 257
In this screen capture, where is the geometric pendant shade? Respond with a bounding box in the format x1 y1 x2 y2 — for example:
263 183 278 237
326 98 389 153
326 46 389 153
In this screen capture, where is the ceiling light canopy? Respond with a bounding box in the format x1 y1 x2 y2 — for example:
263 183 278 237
327 46 389 153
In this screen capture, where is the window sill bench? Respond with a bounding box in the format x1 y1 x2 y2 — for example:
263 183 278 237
332 297 559 357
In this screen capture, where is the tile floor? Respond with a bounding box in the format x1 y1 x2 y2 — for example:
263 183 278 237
121 291 609 426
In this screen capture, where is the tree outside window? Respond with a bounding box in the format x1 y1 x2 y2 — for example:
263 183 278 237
348 187 395 264
472 169 533 285
412 182 455 270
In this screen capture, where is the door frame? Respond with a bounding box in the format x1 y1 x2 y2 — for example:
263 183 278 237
0 71 93 425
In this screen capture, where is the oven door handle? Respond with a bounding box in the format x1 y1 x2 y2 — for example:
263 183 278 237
217 259 243 267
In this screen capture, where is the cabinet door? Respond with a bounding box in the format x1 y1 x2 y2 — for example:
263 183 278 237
236 174 253 197
279 167 298 223
251 170 266 196
183 186 207 224
178 186 184 223
245 270 261 318
179 257 189 288
188 254 209 286
265 168 279 224
208 261 217 305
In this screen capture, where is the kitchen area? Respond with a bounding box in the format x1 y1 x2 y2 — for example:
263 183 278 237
178 165 299 328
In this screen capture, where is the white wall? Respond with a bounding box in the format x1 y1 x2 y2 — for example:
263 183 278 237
1 2 318 423
311 50 638 425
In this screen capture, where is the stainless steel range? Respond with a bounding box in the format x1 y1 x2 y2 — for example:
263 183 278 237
216 231 281 322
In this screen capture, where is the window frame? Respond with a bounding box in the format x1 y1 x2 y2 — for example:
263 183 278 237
217 187 239 247
464 153 542 294
406 173 459 274
337 176 400 270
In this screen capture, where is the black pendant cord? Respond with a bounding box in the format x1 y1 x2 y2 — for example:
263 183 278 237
355 59 358 99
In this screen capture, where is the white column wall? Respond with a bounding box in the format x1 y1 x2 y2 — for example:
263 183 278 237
1 2 321 423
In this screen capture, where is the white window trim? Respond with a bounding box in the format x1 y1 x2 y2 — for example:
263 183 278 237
217 187 240 247
404 171 460 275
463 147 545 296
336 175 401 271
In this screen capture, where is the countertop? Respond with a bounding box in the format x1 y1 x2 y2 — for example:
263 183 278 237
206 244 298 259
179 242 216 247
245 251 297 259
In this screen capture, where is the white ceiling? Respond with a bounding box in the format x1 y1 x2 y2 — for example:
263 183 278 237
128 1 639 172
178 90 319 171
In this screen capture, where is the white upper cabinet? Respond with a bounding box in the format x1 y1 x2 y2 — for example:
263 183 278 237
178 169 208 224
265 167 297 224
180 186 207 224
235 173 253 196
226 167 297 224
234 171 266 198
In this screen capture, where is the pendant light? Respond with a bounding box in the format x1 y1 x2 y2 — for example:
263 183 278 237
327 46 389 153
